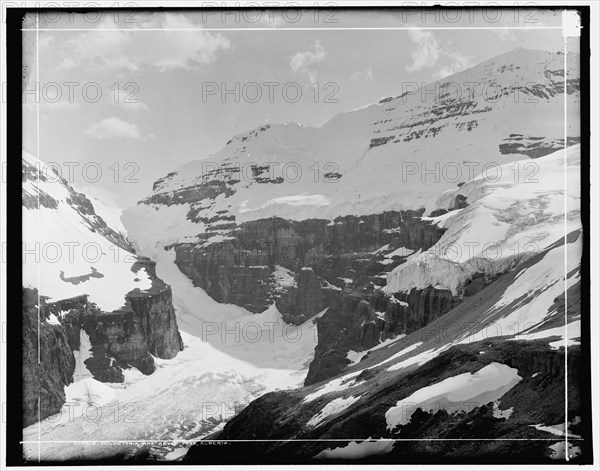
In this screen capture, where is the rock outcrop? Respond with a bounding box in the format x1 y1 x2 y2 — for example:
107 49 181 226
183 340 588 465
56 263 183 381
22 288 75 427
276 267 331 325
182 226 586 465
121 48 582 395
163 209 452 384
23 260 184 425
169 210 443 314
305 286 461 385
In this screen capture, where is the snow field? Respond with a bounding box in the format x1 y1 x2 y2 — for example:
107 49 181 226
23 152 152 311
385 362 522 430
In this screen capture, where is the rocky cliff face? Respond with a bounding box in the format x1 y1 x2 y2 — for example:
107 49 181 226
304 285 462 385
22 288 75 427
23 261 184 424
22 149 186 426
51 262 183 382
184 227 586 464
169 210 443 313
122 48 581 391
162 209 453 384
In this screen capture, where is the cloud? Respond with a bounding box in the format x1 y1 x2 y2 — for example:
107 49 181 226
290 40 326 82
113 99 149 112
57 57 77 70
492 29 516 41
65 13 231 72
433 52 474 80
110 87 150 111
351 66 374 81
405 28 473 79
405 29 441 73
85 117 142 140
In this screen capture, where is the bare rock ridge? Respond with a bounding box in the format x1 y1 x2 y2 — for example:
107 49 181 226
133 48 580 231
56 261 184 379
305 285 461 386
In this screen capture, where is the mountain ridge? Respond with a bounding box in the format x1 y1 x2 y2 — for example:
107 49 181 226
20 45 585 463
128 47 579 235
22 151 184 427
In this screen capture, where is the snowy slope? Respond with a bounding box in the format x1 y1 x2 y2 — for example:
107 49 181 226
87 195 127 237
22 151 152 311
23 224 320 461
23 285 320 461
25 47 583 463
187 230 584 463
118 50 581 463
23 149 323 460
384 362 522 429
22 146 325 461
384 144 581 296
180 136 584 463
124 47 580 249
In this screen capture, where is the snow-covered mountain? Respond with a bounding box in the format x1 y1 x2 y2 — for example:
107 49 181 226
22 155 321 462
22 151 184 428
123 47 584 464
125 47 579 242
385 144 581 296
183 145 584 464
23 151 147 311
22 46 585 464
122 46 581 389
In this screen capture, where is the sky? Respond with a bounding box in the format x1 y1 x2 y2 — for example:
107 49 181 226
22 8 570 208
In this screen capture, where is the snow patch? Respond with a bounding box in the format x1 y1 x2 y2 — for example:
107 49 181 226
164 447 189 461
386 346 442 372
307 395 362 427
532 417 581 438
385 246 414 258
549 441 581 460
303 371 361 403
492 400 514 419
346 350 365 366
273 265 296 288
314 438 394 459
385 362 522 430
